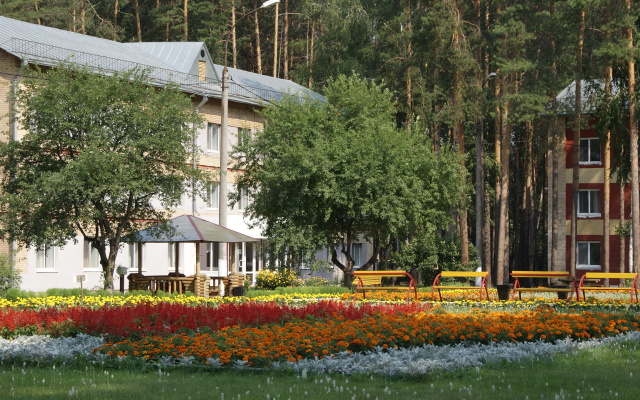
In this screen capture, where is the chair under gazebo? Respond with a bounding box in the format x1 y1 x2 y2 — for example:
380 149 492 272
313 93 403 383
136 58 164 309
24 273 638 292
125 215 258 297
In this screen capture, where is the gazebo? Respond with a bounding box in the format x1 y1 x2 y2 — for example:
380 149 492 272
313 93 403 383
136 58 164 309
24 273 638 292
125 215 258 297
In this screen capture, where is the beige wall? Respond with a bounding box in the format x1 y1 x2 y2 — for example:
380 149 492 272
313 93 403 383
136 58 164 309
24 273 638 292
0 49 268 285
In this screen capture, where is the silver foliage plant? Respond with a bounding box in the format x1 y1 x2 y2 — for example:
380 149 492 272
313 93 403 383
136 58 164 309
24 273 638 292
1 332 640 376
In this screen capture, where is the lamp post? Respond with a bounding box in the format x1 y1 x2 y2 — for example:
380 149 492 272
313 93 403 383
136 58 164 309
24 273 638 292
220 0 280 229
219 0 279 275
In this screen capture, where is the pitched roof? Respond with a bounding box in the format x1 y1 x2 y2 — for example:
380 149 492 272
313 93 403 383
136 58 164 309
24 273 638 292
556 79 622 115
127 215 257 243
0 15 323 105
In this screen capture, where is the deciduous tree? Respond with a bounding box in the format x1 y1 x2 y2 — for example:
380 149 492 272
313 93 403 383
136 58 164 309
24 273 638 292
0 64 206 289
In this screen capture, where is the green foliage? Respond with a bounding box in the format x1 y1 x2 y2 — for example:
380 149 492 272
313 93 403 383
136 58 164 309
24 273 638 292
233 74 467 285
293 276 334 287
246 285 349 298
254 269 298 290
0 254 21 296
391 232 480 285
0 63 206 290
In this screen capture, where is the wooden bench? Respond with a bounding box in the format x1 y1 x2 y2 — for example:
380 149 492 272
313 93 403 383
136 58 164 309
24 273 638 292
352 270 418 303
579 272 639 303
510 271 579 301
431 271 490 301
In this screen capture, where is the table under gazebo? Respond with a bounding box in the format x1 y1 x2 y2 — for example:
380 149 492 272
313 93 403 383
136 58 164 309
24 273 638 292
125 215 258 297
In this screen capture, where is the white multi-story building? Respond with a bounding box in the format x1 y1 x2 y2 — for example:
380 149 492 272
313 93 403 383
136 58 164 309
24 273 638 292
0 15 328 291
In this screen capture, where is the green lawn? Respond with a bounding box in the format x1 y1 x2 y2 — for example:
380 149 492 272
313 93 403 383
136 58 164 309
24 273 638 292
1 338 638 399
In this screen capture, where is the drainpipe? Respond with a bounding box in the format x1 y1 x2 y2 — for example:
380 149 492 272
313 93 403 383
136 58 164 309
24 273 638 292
9 60 28 266
192 94 209 215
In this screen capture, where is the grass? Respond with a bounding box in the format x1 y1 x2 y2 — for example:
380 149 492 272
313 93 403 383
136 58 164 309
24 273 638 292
1 339 639 399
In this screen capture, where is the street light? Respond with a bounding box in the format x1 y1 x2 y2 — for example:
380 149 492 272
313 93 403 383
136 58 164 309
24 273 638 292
218 0 279 276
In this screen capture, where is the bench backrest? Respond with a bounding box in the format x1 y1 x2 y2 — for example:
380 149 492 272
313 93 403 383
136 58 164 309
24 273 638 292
438 271 489 278
511 271 574 280
583 272 638 280
355 275 383 286
352 270 415 286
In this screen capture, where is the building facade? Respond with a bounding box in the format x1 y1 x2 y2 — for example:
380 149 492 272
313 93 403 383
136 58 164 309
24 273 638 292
549 81 631 281
0 15 347 291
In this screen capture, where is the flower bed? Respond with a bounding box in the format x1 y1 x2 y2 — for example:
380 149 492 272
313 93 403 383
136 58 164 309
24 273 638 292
93 307 640 366
2 294 640 371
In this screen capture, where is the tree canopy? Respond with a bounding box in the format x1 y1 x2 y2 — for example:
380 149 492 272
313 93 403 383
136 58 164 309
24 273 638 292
232 75 467 286
0 64 207 289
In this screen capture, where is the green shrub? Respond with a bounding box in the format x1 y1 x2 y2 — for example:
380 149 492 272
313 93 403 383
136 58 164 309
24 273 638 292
255 269 298 290
0 255 21 296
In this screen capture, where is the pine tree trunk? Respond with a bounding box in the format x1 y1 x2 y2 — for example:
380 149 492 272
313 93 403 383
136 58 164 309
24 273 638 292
628 0 640 274
113 0 119 40
549 1 560 272
524 121 536 271
405 0 413 130
497 96 510 285
183 0 188 41
254 3 263 75
283 0 289 79
308 21 315 88
134 0 142 42
621 181 626 273
570 10 585 276
80 0 86 34
451 0 468 266
494 73 502 280
232 2 237 68
603 4 612 284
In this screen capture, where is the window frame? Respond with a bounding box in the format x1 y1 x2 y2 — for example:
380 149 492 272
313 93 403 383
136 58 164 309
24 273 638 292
236 185 249 210
237 127 251 147
83 240 101 271
206 123 220 153
577 241 601 270
579 137 601 165
577 189 601 218
35 245 56 271
206 181 220 210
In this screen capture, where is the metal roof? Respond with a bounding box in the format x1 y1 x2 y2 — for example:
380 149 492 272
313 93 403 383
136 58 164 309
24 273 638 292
556 79 622 115
0 15 323 106
127 215 257 243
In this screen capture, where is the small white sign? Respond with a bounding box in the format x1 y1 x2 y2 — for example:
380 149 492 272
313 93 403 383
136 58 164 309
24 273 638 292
74 275 86 283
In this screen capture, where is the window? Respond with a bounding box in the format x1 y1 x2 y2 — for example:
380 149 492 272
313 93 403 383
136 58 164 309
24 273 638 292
351 243 362 268
203 242 219 272
167 243 175 271
577 242 601 270
245 243 254 272
129 243 142 271
580 138 601 164
237 128 251 147
36 245 55 270
236 186 249 210
207 123 220 152
578 190 600 217
207 181 219 209
84 240 100 269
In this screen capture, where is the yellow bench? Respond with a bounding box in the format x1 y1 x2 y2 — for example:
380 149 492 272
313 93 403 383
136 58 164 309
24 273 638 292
579 272 639 303
431 271 490 301
352 270 418 303
510 271 579 301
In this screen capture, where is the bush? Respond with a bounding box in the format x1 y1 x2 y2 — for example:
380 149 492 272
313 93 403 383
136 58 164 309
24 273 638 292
0 255 21 296
255 269 297 290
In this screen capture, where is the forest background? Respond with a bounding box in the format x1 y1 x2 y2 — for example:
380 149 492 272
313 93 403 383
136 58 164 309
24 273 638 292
2 0 639 286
